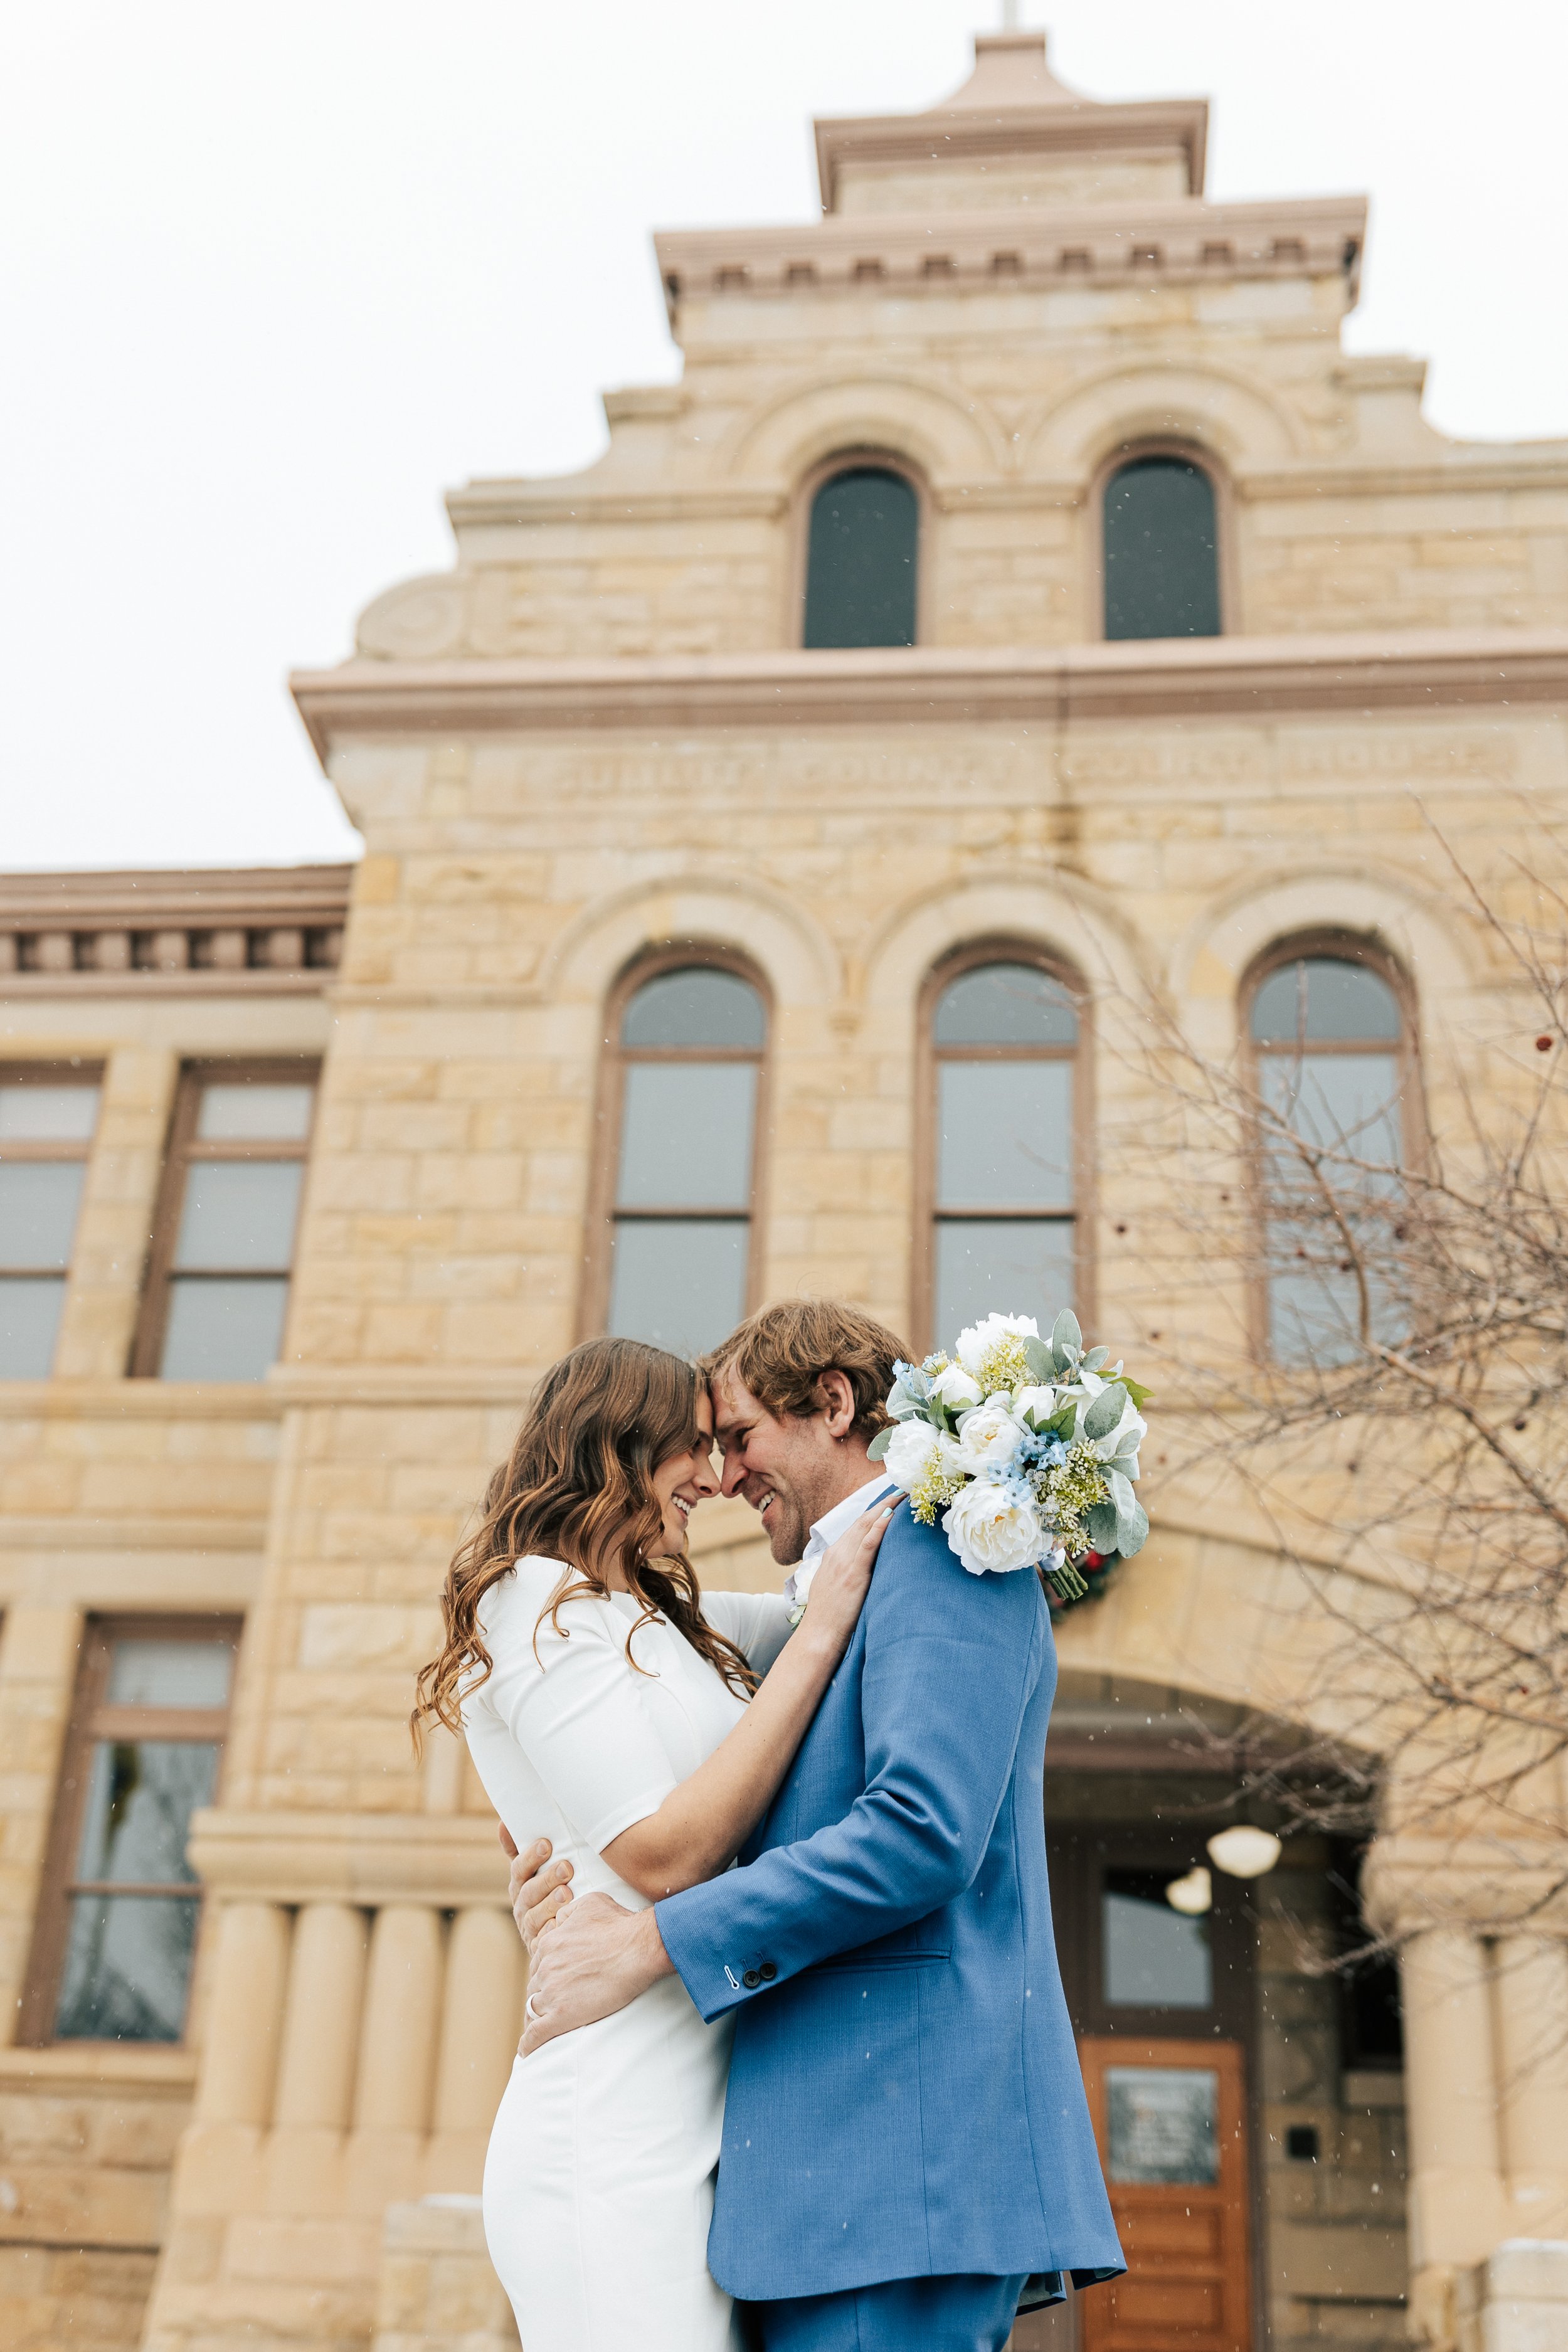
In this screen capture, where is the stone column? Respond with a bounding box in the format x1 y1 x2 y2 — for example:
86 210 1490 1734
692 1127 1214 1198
273 1901 370 2128
427 1906 525 2188
355 1905 446 2134
195 1900 291 2125
1401 1928 1510 2343
1493 1933 1568 2234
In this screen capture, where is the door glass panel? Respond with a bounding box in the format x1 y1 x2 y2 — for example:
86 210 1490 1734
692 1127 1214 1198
53 1893 201 2042
608 1219 748 1359
0 1162 87 1266
196 1084 314 1142
935 965 1078 1048
938 1062 1072 1208
174 1163 302 1269
107 1641 233 1710
159 1276 290 1380
935 1219 1074 1347
622 970 765 1050
1106 2065 1220 2185
1103 1869 1214 2008
73 1741 218 1885
0 1275 66 1376
617 1065 756 1209
0 1084 100 1140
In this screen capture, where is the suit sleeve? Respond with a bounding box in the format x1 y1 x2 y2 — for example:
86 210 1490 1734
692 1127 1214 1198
655 1512 1046 2022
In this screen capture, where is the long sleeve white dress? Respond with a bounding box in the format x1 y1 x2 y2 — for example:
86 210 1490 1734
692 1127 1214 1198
463 1557 791 2352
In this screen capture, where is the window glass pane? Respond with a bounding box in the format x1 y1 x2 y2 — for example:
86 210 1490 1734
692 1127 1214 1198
1103 457 1220 642
159 1276 290 1380
1106 2067 1220 2187
1259 1052 1402 1179
617 1064 756 1209
53 1892 200 2042
803 467 918 650
608 1219 748 1359
0 1275 66 1376
174 1162 302 1269
107 1640 234 1710
196 1083 314 1142
73 1740 218 1885
0 1162 86 1267
935 965 1078 1048
622 970 765 1051
934 1219 1074 1349
938 1062 1072 1208
1251 958 1402 1045
0 1084 100 1141
1102 1870 1214 2008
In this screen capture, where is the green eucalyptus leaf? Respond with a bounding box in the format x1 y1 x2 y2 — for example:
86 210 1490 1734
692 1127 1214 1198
1022 1337 1056 1382
1083 1345 1110 1373
1086 1500 1120 1551
1115 1496 1150 1557
1051 1308 1083 1359
867 1428 893 1461
1044 1402 1079 1438
1082 1385 1125 1441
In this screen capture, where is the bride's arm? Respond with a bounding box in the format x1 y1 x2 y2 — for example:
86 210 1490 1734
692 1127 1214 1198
601 1502 894 1902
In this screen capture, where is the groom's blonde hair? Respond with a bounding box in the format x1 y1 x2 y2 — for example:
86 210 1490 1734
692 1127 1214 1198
701 1299 909 1444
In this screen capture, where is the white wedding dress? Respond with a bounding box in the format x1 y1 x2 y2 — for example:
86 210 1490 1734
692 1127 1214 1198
464 1556 791 2352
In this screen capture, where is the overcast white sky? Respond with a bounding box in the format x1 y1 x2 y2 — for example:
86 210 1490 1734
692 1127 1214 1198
4 1 1565 873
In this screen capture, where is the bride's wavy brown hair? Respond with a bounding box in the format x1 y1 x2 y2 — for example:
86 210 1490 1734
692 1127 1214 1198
412 1336 756 1744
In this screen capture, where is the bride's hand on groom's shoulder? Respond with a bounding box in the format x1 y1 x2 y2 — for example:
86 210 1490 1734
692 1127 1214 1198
501 1828 575 1956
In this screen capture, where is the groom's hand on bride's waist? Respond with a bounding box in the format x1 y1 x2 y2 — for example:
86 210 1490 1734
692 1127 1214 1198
519 1886 674 2055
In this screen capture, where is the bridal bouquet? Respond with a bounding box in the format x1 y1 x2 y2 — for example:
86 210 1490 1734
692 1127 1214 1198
868 1310 1152 1606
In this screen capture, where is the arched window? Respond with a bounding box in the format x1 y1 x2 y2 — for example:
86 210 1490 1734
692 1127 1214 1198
598 961 767 1360
802 464 918 649
1249 948 1410 1365
1103 453 1221 640
923 955 1083 1350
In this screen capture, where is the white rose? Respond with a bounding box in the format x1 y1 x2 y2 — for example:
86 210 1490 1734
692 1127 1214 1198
883 1418 961 1492
944 1479 1045 1576
954 1402 1025 1478
929 1361 983 1412
1015 1384 1060 1427
954 1311 1040 1377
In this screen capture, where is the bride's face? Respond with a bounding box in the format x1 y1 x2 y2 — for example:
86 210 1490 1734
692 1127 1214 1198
650 1387 720 1557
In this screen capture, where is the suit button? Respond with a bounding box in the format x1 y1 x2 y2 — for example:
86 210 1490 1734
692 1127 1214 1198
742 1969 761 1989
760 1961 777 1981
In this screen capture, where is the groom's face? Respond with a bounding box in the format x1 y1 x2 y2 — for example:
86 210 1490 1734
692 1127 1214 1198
708 1366 858 1566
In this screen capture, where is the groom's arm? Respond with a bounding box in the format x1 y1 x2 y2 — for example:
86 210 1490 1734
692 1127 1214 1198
654 1516 1044 2023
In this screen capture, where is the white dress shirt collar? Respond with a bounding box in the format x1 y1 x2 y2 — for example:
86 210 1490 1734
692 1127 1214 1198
783 1470 900 1613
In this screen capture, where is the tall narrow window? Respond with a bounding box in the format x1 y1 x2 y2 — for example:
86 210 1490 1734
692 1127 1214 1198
927 957 1081 1348
803 464 918 648
134 1063 317 1380
603 964 766 1360
1103 453 1221 640
21 1618 239 2045
0 1067 101 1377
1249 951 1408 1365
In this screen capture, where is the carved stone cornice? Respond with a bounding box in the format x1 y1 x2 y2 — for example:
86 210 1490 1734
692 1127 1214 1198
188 1807 511 1909
292 628 1568 760
0 863 352 995
813 99 1210 215
654 193 1365 313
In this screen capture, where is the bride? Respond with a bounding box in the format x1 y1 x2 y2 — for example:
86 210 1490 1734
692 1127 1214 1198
411 1335 893 2352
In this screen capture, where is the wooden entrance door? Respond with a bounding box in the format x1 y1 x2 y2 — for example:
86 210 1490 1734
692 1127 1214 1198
1078 2038 1251 2352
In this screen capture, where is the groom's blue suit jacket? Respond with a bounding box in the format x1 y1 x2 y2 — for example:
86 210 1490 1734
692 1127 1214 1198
655 1505 1125 2302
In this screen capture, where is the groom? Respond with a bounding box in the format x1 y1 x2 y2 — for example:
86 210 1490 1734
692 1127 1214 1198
511 1299 1123 2350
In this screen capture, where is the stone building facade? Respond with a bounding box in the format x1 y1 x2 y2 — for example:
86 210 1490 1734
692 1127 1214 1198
4 31 1568 2352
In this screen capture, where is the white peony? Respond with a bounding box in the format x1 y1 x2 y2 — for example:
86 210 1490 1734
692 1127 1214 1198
928 1361 983 1412
945 1478 1045 1576
884 1417 961 1491
1014 1384 1061 1427
954 1311 1040 1377
954 1402 1026 1478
